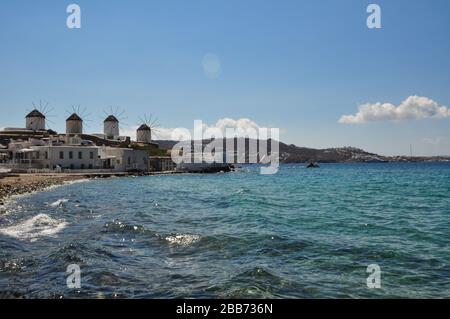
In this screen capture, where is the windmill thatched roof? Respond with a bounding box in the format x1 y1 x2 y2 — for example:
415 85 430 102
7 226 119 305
137 124 151 131
26 109 45 118
66 113 82 121
104 115 119 122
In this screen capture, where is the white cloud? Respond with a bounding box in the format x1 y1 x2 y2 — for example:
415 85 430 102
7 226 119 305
206 118 260 133
153 127 178 140
339 96 450 124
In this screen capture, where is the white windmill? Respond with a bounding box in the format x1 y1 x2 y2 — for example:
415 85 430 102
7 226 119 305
103 106 127 140
136 114 160 144
25 101 56 131
65 105 91 135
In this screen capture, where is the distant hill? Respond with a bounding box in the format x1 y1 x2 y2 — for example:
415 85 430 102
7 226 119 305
277 143 387 163
155 138 450 163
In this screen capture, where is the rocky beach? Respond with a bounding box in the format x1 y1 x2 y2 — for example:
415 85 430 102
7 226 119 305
0 171 181 207
0 174 87 205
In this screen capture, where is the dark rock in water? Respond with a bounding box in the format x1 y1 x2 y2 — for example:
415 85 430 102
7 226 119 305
306 162 320 168
0 291 25 299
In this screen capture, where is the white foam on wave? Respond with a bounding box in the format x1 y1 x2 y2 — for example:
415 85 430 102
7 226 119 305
0 214 67 242
165 234 200 246
63 179 90 186
40 179 90 195
235 187 251 194
49 198 69 207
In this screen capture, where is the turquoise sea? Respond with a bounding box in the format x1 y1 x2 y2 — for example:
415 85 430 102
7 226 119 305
1 163 450 298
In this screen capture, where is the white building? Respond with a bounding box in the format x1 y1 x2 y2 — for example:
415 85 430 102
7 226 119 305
6 138 99 170
1 110 151 173
5 137 149 172
99 147 149 171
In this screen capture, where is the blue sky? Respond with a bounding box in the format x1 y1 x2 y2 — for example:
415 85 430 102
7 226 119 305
1 0 450 155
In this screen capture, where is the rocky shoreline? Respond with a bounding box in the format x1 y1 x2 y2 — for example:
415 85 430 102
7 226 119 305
0 175 88 205
0 171 183 206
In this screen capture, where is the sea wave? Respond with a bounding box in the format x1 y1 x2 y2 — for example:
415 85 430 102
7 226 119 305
48 198 69 207
0 259 26 272
102 219 201 247
0 214 67 242
235 187 251 194
102 219 146 234
164 234 200 246
64 179 90 185
207 266 307 298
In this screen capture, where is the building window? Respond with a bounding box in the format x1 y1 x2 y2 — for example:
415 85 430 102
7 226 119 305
45 151 48 160
88 164 93 169
69 151 73 159
70 164 74 170
59 151 64 159
90 152 94 159
128 157 131 165
78 152 83 159
117 159 121 164
81 164 85 169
